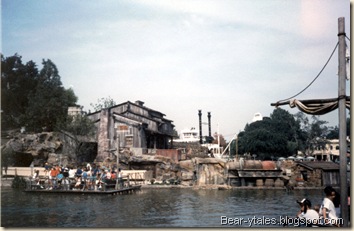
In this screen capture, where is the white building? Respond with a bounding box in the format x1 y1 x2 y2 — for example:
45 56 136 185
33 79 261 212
312 139 350 162
252 112 263 122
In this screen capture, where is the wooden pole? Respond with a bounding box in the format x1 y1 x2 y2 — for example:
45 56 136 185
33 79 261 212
115 137 120 190
270 96 350 107
338 17 348 227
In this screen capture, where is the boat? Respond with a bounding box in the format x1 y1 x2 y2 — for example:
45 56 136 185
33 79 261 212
24 185 141 195
202 143 224 159
24 178 141 195
174 127 200 143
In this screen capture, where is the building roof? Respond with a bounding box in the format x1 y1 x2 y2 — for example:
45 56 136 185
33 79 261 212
297 161 340 171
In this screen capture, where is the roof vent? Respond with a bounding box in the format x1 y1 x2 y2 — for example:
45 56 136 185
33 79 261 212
135 100 145 106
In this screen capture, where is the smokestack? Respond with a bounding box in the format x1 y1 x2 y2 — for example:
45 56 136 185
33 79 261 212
198 110 202 144
207 112 211 143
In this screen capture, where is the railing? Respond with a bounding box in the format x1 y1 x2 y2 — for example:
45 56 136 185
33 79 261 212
2 167 148 184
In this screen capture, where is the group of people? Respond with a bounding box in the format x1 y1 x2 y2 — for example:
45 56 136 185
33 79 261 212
34 163 124 191
72 164 123 190
295 186 350 227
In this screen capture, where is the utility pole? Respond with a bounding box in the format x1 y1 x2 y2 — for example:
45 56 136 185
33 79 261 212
338 17 348 227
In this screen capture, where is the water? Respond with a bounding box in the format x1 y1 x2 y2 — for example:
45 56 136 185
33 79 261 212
1 187 324 228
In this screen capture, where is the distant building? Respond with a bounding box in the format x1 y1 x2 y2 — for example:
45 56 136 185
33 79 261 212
86 100 175 162
68 105 83 116
312 139 350 162
252 112 263 122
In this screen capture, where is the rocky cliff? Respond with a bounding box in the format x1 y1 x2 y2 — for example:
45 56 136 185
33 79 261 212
1 132 228 186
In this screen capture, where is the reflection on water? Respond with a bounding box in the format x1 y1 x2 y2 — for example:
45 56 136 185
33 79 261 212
1 187 324 227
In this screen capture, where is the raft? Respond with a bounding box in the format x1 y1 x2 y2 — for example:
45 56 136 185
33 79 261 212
24 185 141 195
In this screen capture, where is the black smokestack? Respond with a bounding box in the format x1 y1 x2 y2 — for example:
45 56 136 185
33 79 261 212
198 110 202 144
207 112 211 143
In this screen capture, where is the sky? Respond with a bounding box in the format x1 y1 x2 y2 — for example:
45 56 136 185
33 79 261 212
2 0 351 141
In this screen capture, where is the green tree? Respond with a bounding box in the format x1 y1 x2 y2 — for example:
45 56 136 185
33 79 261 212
1 54 39 129
25 59 77 131
326 117 350 139
1 55 78 132
238 108 300 159
326 126 339 139
294 112 329 155
60 114 95 137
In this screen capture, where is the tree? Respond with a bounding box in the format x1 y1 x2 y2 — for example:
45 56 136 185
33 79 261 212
90 96 116 111
1 55 78 132
326 126 339 139
1 54 39 129
294 112 329 155
59 114 95 137
238 108 301 159
25 59 78 131
212 132 227 147
325 116 350 139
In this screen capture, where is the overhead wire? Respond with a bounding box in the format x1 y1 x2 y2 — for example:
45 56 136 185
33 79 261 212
276 42 339 104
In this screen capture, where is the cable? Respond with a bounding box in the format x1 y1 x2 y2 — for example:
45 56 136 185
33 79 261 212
276 42 339 104
345 35 350 41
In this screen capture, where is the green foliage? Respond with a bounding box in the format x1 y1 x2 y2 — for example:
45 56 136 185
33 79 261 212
236 109 340 159
326 126 339 139
238 108 300 159
1 54 78 132
60 114 95 137
1 54 39 129
90 96 116 112
294 113 329 155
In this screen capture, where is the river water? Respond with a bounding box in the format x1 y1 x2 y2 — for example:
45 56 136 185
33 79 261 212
1 187 324 228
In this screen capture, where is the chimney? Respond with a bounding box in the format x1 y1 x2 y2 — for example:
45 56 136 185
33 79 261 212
207 112 211 142
198 110 202 144
135 100 144 106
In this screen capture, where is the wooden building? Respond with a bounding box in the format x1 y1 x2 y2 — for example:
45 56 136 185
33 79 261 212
294 161 341 187
87 100 175 162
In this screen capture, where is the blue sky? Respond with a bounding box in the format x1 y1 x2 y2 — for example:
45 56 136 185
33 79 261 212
2 0 351 140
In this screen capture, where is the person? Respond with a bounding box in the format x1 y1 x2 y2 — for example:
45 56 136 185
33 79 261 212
68 167 76 179
118 168 123 189
49 166 59 189
296 198 319 227
86 163 91 172
333 190 341 218
32 169 40 185
106 169 112 180
81 167 89 190
44 162 50 173
111 170 116 180
90 164 99 190
319 186 340 227
75 166 83 178
56 172 64 189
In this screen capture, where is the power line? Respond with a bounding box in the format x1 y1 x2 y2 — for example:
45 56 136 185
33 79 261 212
276 42 339 104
